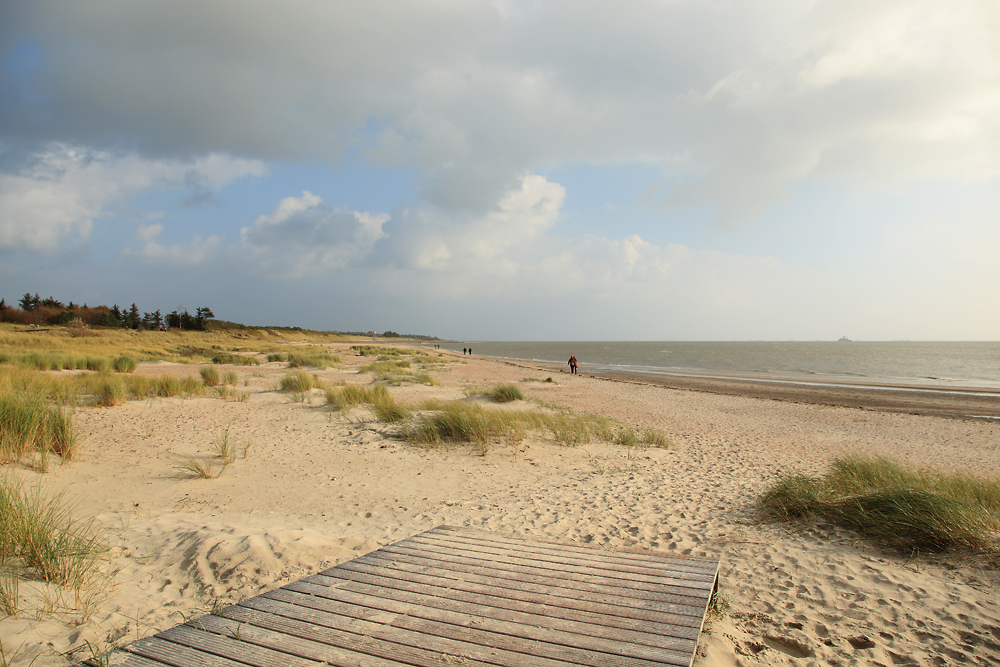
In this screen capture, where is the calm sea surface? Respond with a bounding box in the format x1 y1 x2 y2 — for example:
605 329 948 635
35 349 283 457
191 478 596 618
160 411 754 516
431 341 1000 389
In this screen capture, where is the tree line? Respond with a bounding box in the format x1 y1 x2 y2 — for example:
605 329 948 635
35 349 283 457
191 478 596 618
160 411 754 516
0 293 214 331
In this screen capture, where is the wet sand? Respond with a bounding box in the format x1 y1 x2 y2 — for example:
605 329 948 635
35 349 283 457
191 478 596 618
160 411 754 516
502 358 1000 420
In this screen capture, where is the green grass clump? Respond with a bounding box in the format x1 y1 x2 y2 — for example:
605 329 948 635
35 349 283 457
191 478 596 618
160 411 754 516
222 371 239 386
111 355 137 373
490 384 524 403
211 352 260 366
200 366 220 387
0 476 107 594
286 351 341 368
93 375 127 407
280 371 316 393
0 372 79 464
266 353 287 363
325 384 375 411
370 385 410 423
759 454 1000 553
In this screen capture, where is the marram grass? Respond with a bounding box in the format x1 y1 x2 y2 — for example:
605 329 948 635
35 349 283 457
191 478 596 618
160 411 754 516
758 454 1000 553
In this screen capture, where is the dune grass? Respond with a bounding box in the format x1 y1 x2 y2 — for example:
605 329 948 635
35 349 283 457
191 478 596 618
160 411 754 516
758 454 1000 553
279 370 316 393
111 355 137 373
402 401 626 453
286 351 341 368
211 353 261 366
490 384 524 403
0 475 107 598
199 366 221 387
0 370 79 464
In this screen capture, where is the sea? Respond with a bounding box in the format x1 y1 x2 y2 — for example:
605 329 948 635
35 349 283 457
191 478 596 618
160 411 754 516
429 341 1000 391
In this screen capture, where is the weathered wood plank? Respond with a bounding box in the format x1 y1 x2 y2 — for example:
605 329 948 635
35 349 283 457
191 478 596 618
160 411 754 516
248 591 688 667
372 542 713 602
350 548 708 613
334 557 707 627
423 527 719 577
387 538 715 590
278 581 696 663
309 566 703 639
434 526 720 573
96 525 718 667
220 601 635 667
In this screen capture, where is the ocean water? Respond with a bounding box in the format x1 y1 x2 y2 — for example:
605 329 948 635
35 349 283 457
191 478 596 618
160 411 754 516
434 341 1000 389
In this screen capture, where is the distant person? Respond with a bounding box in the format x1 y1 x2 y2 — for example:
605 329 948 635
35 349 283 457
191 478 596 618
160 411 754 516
469 347 472 355
568 355 578 374
463 348 467 355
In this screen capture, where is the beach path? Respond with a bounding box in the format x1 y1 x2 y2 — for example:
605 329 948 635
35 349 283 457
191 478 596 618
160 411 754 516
87 525 720 667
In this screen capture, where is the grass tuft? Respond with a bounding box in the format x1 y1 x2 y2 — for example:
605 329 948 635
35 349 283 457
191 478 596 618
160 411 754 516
111 355 138 373
758 454 1000 553
490 384 524 403
199 366 220 387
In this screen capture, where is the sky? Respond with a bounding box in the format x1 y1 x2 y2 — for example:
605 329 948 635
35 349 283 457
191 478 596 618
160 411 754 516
1 0 998 341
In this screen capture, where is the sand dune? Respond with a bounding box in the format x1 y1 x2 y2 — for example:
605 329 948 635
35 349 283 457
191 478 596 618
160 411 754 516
2 345 998 665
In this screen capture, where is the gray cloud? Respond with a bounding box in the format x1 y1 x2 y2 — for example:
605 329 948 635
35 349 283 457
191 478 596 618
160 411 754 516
3 0 996 225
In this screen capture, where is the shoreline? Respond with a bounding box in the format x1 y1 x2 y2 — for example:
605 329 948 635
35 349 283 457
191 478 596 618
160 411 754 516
471 354 1000 420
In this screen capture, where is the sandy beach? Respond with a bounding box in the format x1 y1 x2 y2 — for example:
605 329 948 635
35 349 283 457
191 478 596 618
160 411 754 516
3 344 999 666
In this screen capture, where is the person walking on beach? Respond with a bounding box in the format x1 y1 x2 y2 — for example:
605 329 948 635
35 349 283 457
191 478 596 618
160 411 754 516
568 355 578 374
463 348 467 355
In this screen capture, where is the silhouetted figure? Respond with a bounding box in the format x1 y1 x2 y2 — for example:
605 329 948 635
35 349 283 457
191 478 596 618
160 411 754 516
568 355 578 374
463 348 467 355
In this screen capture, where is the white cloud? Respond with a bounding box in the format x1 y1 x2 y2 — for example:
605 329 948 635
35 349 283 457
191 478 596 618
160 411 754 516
239 191 389 278
0 144 265 253
123 223 223 265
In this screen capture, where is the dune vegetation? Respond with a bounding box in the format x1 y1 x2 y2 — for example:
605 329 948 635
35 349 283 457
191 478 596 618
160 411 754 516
758 454 1000 553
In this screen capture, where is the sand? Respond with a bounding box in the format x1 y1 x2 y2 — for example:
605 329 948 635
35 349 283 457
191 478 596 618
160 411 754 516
2 344 999 666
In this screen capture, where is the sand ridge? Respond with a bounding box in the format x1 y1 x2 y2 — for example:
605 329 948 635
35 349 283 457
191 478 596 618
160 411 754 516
2 344 998 665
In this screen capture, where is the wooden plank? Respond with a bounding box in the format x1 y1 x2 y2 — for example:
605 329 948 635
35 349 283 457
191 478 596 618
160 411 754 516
372 543 712 603
278 581 696 664
309 567 703 638
119 637 252 667
424 527 719 577
96 525 718 667
249 590 687 667
433 525 720 572
350 548 708 614
220 601 626 667
387 538 715 591
334 557 707 627
188 612 503 667
296 574 698 650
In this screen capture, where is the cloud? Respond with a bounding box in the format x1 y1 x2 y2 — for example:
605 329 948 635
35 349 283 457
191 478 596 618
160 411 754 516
123 222 223 265
239 191 389 278
3 1 995 223
0 144 265 252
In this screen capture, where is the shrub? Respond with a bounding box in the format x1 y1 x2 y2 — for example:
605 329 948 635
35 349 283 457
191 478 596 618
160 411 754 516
287 351 341 368
759 455 1000 553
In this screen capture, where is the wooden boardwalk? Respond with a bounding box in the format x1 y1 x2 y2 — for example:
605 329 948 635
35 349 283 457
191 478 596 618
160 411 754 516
89 525 719 667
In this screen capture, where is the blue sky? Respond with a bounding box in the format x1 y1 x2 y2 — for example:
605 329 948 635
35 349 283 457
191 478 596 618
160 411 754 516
1 1 998 340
